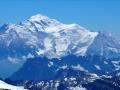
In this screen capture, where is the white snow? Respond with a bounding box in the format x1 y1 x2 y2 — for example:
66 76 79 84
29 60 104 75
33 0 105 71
108 47 120 53
117 72 120 76
23 14 99 58
48 61 53 67
69 77 76 81
94 65 101 70
87 31 120 57
27 53 34 59
104 61 108 64
8 57 19 64
59 65 68 69
6 39 12 47
0 14 102 59
0 80 27 90
111 60 120 64
29 14 49 21
0 13 120 78
72 64 86 71
91 73 99 78
55 82 59 88
44 37 53 51
69 86 87 90
111 61 120 70
36 49 45 55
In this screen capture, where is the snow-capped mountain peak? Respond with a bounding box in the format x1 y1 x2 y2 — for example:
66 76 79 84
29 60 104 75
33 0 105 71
0 14 119 59
0 14 120 78
29 14 49 21
20 14 63 32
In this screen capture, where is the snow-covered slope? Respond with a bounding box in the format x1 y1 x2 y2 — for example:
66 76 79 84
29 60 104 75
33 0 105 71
0 80 27 90
0 14 99 59
0 14 120 78
0 14 119 59
0 14 98 78
87 31 120 58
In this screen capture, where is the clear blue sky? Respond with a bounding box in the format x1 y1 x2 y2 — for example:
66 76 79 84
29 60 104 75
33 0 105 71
0 0 120 34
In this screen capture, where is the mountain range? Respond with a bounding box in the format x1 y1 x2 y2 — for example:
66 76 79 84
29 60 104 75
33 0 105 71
0 14 120 90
